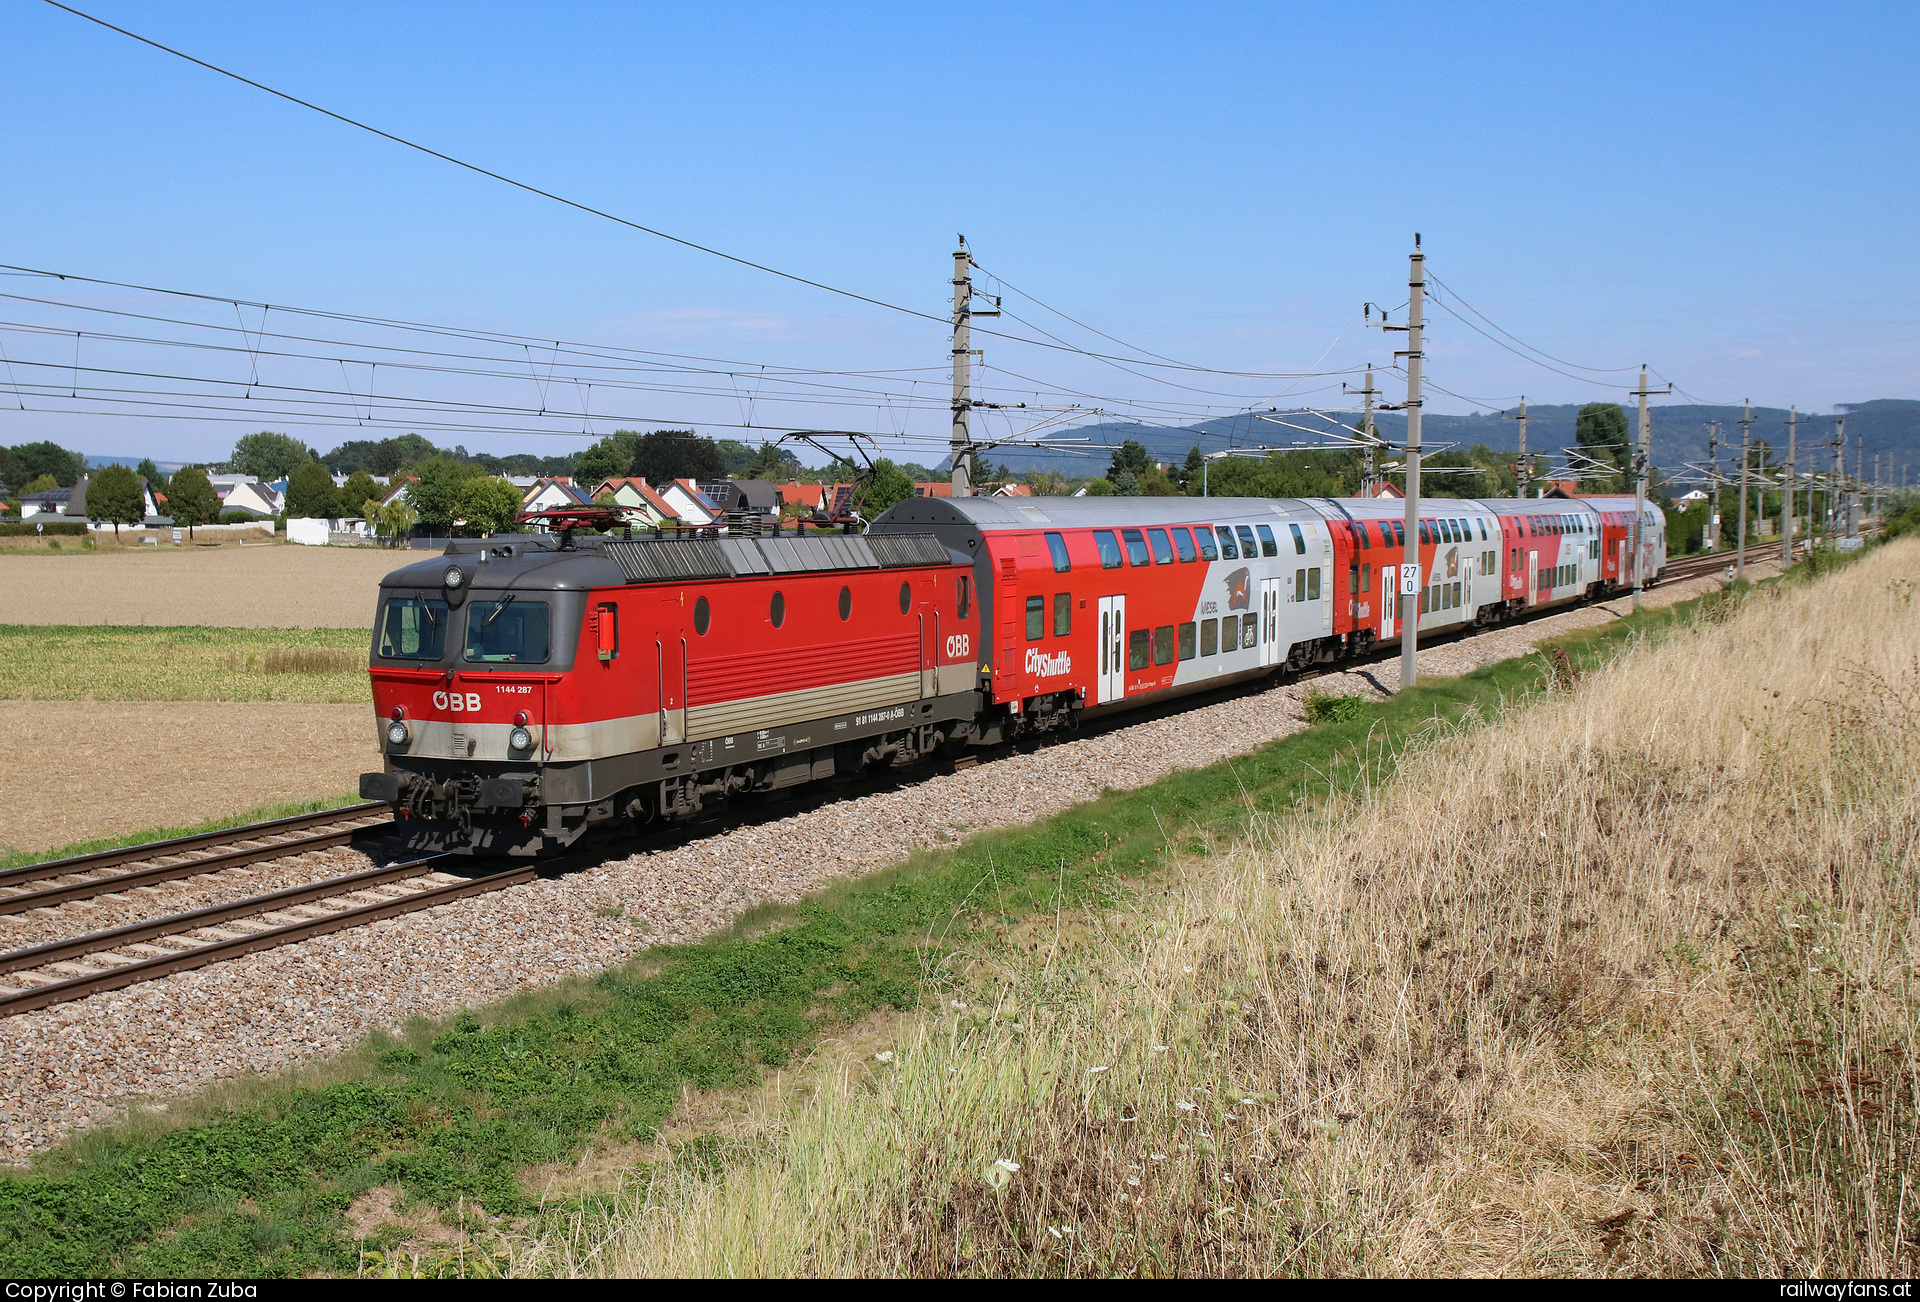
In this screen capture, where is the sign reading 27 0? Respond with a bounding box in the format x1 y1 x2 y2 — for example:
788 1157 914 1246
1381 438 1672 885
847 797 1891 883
434 691 483 712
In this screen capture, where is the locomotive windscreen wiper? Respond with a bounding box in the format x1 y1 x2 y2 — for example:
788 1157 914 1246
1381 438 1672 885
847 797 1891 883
481 593 516 628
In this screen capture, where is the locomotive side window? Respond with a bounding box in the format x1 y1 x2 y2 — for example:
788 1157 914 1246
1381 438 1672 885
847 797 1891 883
1025 596 1045 641
1121 528 1151 567
694 595 711 634
1171 528 1196 563
378 597 448 661
1153 625 1175 666
1236 525 1258 558
771 591 786 628
899 581 911 614
1053 592 1071 637
1264 524 1284 556
1094 530 1124 569
1147 528 1174 564
957 573 972 618
1178 622 1196 660
838 586 852 621
1045 531 1071 573
1194 528 1218 561
464 599 550 664
1128 629 1150 670
1214 526 1238 560
1200 618 1218 656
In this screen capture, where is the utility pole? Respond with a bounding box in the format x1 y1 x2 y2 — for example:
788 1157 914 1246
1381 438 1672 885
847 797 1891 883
1873 452 1881 519
1706 420 1721 553
1832 416 1847 542
1735 400 1755 581
1396 236 1426 689
948 236 991 496
1852 429 1863 535
1630 367 1671 610
1343 366 1381 494
1505 397 1529 498
1781 407 1797 568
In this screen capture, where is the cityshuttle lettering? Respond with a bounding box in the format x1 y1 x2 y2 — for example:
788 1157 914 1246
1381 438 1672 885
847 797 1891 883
1024 646 1071 678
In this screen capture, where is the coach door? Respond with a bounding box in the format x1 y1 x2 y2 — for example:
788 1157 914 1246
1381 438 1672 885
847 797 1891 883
1526 550 1539 608
1097 595 1125 703
1259 577 1282 667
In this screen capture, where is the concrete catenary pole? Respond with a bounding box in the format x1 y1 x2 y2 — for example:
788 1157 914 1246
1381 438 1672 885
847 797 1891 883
1506 397 1529 498
1399 236 1426 689
1630 367 1668 610
1782 406 1797 568
1736 400 1754 582
949 238 973 496
1706 420 1721 553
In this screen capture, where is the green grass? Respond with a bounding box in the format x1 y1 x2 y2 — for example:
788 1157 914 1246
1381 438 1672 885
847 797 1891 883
0 625 370 703
0 794 369 875
0 598 1706 1278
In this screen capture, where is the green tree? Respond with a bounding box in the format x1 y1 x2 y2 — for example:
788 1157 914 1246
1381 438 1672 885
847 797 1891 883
361 434 437 476
284 462 340 518
1111 470 1141 496
22 474 59 495
1084 477 1116 496
166 466 220 538
408 457 489 528
370 495 417 544
7 441 86 487
1179 446 1203 493
134 458 168 495
629 429 727 486
1138 466 1181 495
451 477 525 534
338 472 381 518
574 430 642 487
86 464 146 536
714 438 757 474
1574 403 1631 491
1109 439 1151 481
863 459 917 515
742 441 800 480
228 432 317 481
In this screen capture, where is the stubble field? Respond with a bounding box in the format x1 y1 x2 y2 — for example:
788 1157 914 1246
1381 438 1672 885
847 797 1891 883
0 545 401 628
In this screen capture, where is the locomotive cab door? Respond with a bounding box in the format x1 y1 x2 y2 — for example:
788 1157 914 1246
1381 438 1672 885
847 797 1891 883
1259 577 1282 667
1097 595 1125 703
656 634 686 746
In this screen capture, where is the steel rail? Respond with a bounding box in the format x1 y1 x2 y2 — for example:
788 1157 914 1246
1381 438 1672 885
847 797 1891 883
0 802 389 890
0 863 535 1018
0 856 452 976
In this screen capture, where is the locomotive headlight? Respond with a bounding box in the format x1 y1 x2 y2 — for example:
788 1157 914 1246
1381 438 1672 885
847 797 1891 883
443 565 465 590
508 725 534 752
386 720 411 747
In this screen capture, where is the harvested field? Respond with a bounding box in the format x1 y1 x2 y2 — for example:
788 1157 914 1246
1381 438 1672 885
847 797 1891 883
0 545 401 628
0 626 370 703
0 701 372 857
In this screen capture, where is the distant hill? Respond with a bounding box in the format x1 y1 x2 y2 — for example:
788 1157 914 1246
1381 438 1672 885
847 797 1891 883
997 399 1920 485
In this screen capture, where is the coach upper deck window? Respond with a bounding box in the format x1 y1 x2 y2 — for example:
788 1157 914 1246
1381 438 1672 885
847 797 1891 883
1121 528 1151 567
1171 527 1197 563
1094 530 1123 569
1265 525 1285 556
1045 531 1071 573
378 596 449 661
464 599 550 664
1147 528 1175 564
1214 526 1238 560
1236 525 1259 558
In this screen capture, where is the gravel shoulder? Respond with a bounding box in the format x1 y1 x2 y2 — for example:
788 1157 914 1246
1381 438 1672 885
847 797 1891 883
0 570 1735 1164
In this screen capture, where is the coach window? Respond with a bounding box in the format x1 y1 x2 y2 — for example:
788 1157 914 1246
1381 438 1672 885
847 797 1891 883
1053 592 1071 637
1025 595 1045 640
1147 528 1175 564
1121 527 1151 566
1200 618 1219 656
1478 519 1489 540
1094 529 1123 569
1128 628 1150 670
1215 526 1239 559
379 596 448 660
1171 527 1197 563
1152 625 1175 666
1045 531 1071 573
1178 621 1196 660
694 595 712 634
1194 527 1218 561
1392 520 1406 545
1242 613 1259 649
1294 567 1306 601
1265 524 1284 556
1418 521 1431 544
1307 568 1322 601
1361 564 1371 593
838 585 852 621
957 573 972 618
1236 525 1259 558
770 591 786 629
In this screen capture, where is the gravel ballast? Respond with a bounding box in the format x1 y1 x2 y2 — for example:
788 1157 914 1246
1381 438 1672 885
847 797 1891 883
0 572 1731 1163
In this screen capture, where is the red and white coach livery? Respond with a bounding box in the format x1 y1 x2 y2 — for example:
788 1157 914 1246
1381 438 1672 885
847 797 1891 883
361 489 1663 854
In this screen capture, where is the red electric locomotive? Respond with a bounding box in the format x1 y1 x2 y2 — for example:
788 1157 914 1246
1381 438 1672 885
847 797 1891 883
359 491 1664 854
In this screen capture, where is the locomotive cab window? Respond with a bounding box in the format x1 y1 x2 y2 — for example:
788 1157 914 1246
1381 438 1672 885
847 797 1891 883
1045 531 1071 573
1171 527 1197 562
1094 529 1124 569
378 596 449 661
464 598 550 664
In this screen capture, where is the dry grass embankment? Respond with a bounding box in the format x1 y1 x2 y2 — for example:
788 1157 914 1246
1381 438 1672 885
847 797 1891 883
542 544 1919 1277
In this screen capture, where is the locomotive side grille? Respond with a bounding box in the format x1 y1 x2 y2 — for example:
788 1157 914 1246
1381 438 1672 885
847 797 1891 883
603 532 947 584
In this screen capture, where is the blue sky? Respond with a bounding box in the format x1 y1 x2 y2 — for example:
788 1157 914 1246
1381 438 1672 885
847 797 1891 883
2 0 1915 466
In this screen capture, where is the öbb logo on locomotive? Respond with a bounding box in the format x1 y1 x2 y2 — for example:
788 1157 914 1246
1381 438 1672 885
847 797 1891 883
361 493 1664 855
